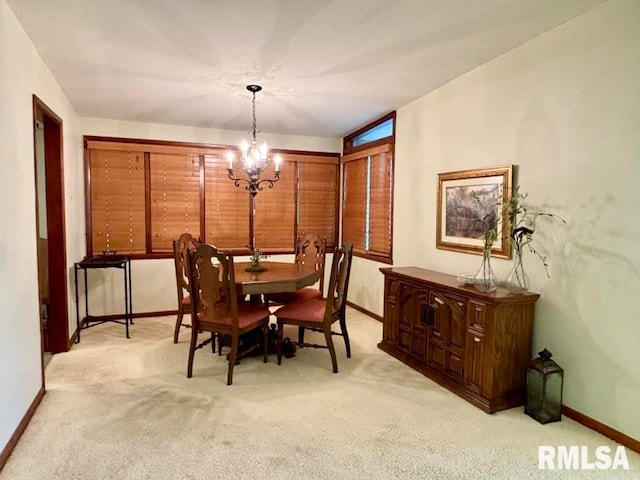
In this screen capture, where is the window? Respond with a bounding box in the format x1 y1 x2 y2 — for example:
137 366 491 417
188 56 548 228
342 112 394 262
351 118 393 147
85 137 339 257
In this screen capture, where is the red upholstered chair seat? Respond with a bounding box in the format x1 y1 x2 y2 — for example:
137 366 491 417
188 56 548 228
266 287 322 305
182 295 191 306
273 298 326 324
198 304 271 330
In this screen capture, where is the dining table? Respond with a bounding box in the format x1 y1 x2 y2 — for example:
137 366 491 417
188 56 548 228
233 261 320 300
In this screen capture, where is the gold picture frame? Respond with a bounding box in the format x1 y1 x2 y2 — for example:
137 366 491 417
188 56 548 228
436 165 513 258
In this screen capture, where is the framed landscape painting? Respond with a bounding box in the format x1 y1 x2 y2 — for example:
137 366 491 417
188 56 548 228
436 165 513 258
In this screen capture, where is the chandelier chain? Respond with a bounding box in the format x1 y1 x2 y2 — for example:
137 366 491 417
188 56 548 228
251 91 258 140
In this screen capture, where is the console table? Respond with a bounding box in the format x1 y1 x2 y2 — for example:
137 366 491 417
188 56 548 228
379 267 539 413
74 254 133 341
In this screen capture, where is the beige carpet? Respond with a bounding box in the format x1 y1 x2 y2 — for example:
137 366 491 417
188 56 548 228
2 309 638 479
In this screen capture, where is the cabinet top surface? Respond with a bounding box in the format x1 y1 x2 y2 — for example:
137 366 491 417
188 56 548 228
380 267 540 303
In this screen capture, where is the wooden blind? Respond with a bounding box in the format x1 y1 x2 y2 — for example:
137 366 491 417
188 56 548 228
204 154 251 249
368 151 393 257
298 162 338 249
85 137 339 257
342 157 367 253
149 153 201 252
90 149 146 254
254 161 296 252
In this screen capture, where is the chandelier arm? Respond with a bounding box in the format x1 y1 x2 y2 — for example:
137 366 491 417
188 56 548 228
227 169 280 197
227 170 251 188
254 172 280 192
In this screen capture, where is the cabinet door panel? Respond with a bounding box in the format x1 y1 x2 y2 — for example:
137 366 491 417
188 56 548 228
448 310 465 351
467 300 487 332
397 328 411 353
464 331 485 394
411 335 427 362
428 293 445 341
446 352 464 381
428 342 445 370
382 278 399 344
396 283 430 363
428 290 466 381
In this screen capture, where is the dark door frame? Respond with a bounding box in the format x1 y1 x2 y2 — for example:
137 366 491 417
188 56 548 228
32 95 69 356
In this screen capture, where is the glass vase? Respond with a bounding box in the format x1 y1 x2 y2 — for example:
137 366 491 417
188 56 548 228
505 249 529 292
473 249 497 293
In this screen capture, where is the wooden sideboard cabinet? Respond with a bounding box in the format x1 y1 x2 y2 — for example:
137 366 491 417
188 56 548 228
379 267 539 413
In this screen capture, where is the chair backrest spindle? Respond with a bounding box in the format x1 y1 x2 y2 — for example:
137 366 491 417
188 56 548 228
295 233 327 296
325 241 353 321
173 233 200 303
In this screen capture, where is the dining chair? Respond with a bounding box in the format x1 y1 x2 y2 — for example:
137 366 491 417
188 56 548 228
172 233 200 343
265 233 327 343
186 243 270 385
274 241 353 373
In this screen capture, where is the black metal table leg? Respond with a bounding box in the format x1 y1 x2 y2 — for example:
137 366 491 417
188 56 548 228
83 268 89 320
75 263 80 343
128 258 134 326
123 261 130 338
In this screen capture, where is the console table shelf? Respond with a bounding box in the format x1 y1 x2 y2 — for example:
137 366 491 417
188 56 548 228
379 267 539 413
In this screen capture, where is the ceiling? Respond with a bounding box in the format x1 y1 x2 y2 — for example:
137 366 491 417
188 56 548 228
8 0 605 138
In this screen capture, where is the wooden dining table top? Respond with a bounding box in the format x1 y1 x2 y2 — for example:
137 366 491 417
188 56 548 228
233 261 320 296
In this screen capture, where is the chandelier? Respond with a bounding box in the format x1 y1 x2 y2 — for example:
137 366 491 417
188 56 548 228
226 84 282 196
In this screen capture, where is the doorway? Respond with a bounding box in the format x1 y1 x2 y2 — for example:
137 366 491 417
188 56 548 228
33 95 69 357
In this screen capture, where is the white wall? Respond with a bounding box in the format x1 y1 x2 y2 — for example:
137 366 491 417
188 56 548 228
81 117 341 153
0 0 84 454
79 118 340 315
356 0 639 439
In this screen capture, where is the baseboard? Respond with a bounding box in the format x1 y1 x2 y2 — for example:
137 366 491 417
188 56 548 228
346 301 383 322
562 405 640 454
0 386 46 472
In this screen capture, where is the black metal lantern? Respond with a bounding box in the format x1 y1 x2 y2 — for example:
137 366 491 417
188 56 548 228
525 348 564 424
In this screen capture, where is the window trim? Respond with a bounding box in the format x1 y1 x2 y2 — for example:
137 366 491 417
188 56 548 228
343 111 396 155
